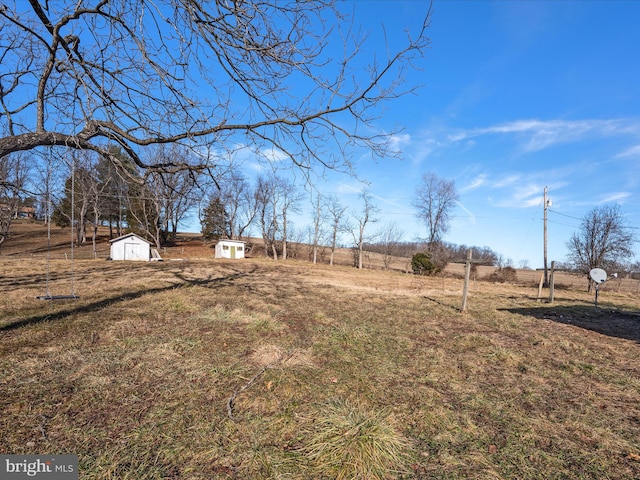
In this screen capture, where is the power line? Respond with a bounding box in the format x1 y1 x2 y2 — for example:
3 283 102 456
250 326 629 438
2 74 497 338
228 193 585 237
549 208 640 230
548 209 581 221
548 219 580 228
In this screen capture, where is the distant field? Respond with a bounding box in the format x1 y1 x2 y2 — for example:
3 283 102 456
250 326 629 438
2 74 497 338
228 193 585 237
1 243 639 478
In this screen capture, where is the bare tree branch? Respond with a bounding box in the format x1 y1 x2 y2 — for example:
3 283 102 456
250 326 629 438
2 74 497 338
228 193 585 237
1 0 432 178
413 172 458 248
566 204 636 274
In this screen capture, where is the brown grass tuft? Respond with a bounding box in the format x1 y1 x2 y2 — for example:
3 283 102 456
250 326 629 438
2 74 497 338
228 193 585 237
300 398 413 479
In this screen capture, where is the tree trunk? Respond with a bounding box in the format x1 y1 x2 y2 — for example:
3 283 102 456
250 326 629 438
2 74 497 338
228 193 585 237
282 212 288 260
92 224 98 259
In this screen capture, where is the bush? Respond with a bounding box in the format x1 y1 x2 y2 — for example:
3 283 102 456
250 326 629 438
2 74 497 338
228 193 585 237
411 252 440 276
486 266 518 283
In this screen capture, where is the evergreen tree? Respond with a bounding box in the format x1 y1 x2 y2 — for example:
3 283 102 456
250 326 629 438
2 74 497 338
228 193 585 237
96 147 134 238
201 196 229 240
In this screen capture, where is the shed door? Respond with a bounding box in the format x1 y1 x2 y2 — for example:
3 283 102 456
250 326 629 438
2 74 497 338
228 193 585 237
125 242 141 260
230 246 236 259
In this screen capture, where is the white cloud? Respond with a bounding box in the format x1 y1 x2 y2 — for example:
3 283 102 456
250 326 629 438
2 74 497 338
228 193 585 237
446 118 640 153
460 174 488 192
615 144 640 158
492 174 521 188
406 137 443 165
258 147 289 163
334 181 365 195
597 192 631 204
513 182 544 202
389 133 411 150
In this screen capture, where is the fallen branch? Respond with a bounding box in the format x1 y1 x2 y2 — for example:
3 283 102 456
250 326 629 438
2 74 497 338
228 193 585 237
227 365 269 421
226 352 294 421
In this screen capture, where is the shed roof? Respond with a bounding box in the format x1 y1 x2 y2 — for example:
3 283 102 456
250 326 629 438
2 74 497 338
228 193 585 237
109 233 151 245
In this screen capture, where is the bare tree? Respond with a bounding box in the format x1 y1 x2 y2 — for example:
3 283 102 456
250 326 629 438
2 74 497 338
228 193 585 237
253 174 302 260
147 146 201 242
64 150 114 255
0 152 30 249
413 172 458 248
518 259 531 270
350 190 379 269
86 167 110 258
0 1 431 179
66 151 114 257
566 204 636 284
126 180 164 250
254 175 278 259
119 146 201 247
218 171 257 240
285 225 306 260
310 192 327 264
326 195 348 266
278 178 304 260
376 222 405 270
52 152 97 246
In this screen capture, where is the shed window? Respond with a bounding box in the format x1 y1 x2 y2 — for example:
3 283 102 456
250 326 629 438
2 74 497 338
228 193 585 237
223 245 229 250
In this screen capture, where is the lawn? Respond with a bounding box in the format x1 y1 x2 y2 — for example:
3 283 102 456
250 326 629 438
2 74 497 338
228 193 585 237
1 257 639 479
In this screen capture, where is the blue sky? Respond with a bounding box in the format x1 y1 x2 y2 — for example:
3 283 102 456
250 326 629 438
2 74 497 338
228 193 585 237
185 0 640 268
282 0 640 268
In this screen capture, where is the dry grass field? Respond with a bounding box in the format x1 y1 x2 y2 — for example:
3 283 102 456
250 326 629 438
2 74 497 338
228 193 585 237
1 221 640 479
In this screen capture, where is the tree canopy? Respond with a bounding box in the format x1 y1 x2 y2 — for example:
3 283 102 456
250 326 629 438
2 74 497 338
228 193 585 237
0 1 430 179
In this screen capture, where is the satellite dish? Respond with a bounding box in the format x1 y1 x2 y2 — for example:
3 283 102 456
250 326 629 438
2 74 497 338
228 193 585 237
589 268 607 284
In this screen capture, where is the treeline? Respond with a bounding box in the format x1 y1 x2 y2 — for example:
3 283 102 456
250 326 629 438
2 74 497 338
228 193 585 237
363 240 503 267
3 147 514 269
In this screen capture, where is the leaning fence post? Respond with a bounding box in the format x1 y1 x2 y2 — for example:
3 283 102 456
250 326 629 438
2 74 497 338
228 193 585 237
537 272 544 302
461 249 472 312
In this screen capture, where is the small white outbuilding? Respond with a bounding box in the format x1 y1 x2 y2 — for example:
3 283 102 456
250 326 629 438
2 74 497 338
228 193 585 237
214 239 246 259
109 233 152 261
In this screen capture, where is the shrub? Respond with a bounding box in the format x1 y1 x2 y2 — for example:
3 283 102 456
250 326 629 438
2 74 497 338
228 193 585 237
411 252 440 276
486 266 518 283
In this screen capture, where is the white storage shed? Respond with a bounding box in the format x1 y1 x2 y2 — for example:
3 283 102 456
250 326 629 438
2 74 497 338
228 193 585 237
109 233 152 261
214 239 246 259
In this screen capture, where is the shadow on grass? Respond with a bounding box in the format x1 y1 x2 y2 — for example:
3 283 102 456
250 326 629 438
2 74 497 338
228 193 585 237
500 304 640 343
423 295 461 312
0 265 257 332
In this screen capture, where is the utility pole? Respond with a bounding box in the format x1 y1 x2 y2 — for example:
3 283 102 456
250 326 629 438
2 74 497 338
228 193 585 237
543 186 550 287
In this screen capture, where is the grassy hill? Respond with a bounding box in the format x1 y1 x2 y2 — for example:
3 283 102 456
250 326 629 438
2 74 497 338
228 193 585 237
4 219 639 293
1 235 639 478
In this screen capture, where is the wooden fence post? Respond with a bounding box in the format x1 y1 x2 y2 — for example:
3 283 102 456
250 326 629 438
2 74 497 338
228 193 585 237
537 272 544 302
461 249 472 312
549 261 555 303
